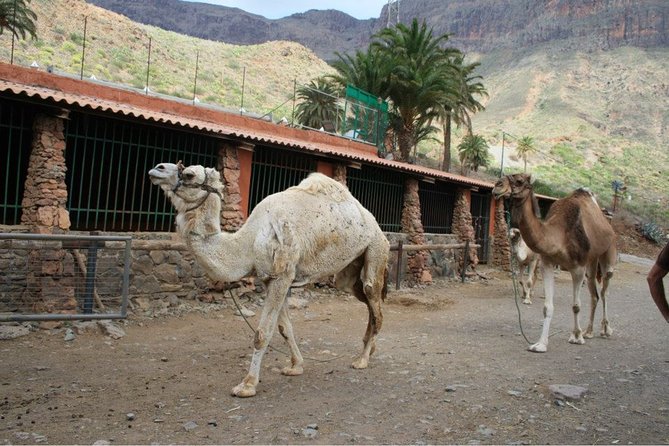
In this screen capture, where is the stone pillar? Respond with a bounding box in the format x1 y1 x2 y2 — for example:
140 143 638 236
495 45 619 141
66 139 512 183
400 178 432 285
452 189 479 271
333 164 347 185
20 113 70 232
217 142 245 231
20 113 76 313
492 199 512 271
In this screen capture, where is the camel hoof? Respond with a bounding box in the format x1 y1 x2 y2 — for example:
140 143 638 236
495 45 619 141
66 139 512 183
528 342 547 353
281 365 304 376
600 325 613 337
583 330 594 339
568 334 585 345
351 357 369 369
231 383 257 398
522 299 532 305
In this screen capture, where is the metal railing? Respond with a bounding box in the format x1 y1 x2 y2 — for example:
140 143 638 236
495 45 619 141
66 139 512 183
0 232 131 322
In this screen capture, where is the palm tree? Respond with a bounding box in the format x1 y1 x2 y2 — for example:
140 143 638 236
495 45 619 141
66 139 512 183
0 0 37 40
294 77 342 130
515 136 537 172
329 48 389 99
440 57 487 172
371 19 457 162
458 134 491 173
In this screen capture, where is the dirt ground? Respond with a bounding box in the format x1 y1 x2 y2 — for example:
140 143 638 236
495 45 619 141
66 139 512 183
1 245 668 445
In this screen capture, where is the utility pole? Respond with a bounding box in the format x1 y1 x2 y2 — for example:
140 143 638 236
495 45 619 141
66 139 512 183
387 0 400 27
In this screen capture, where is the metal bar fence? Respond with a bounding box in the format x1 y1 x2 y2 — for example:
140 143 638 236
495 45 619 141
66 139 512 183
419 181 456 234
0 98 33 226
0 232 131 322
64 111 219 232
248 146 317 212
347 166 403 232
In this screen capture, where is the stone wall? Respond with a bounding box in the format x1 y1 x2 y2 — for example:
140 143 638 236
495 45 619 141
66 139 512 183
451 189 479 271
20 114 70 232
400 178 432 285
17 114 76 313
217 143 245 231
491 199 511 271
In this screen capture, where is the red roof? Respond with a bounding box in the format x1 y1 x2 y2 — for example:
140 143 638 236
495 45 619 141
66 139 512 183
0 62 494 189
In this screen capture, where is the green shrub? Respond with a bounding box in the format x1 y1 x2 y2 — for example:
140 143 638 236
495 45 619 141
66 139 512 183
639 222 665 244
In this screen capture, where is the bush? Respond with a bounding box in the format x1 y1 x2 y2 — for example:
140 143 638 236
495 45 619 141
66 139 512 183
638 222 665 245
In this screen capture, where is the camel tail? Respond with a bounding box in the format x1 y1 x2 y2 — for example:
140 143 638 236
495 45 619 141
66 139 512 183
381 267 389 302
596 262 603 284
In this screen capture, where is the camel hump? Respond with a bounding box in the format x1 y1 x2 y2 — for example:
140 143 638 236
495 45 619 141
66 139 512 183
290 173 350 202
572 187 599 206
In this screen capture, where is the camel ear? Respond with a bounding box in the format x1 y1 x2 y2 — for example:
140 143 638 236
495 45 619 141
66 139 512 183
528 173 536 185
176 160 185 174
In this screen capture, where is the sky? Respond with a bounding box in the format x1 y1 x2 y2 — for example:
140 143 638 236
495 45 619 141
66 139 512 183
187 0 389 20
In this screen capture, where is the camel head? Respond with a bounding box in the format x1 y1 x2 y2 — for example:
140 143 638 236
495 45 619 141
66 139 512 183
492 173 534 201
148 161 184 193
174 164 224 205
509 227 522 243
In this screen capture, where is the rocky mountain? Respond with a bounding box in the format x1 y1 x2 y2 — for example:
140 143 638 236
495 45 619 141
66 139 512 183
86 0 377 60
88 0 668 59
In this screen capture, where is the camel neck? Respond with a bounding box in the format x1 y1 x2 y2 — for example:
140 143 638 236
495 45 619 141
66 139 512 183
512 191 546 253
185 225 256 283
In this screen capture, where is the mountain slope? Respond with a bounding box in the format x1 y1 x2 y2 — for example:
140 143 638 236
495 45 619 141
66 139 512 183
86 0 376 61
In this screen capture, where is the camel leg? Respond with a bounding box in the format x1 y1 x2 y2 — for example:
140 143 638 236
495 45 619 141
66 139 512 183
519 265 532 305
526 257 540 304
598 255 615 337
529 260 555 353
231 276 292 398
335 254 385 369
568 267 587 345
584 262 600 339
277 302 304 376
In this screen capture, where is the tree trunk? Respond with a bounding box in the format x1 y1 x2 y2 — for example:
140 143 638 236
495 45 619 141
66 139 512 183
441 116 452 172
397 122 414 162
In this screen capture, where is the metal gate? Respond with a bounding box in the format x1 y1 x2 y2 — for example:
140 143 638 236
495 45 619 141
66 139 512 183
248 146 317 212
0 233 131 322
419 181 456 234
347 166 404 232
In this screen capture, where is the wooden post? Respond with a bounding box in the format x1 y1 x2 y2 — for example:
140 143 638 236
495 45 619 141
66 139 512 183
395 240 403 290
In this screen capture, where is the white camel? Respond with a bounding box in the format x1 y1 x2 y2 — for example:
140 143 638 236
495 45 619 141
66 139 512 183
148 162 390 397
509 228 541 305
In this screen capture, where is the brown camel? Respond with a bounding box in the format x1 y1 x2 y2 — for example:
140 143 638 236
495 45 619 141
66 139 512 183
493 173 617 353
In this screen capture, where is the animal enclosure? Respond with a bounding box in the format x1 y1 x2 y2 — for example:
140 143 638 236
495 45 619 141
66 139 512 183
0 233 131 322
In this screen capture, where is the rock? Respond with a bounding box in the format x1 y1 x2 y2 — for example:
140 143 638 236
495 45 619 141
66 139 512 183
98 320 125 339
63 328 76 342
288 297 308 309
183 421 198 431
477 425 495 437
549 384 588 401
507 390 522 397
73 321 100 334
302 424 318 439
235 307 256 317
126 412 136 421
0 324 31 340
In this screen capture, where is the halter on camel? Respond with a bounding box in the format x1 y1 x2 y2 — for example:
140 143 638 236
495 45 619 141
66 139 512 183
171 161 222 212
